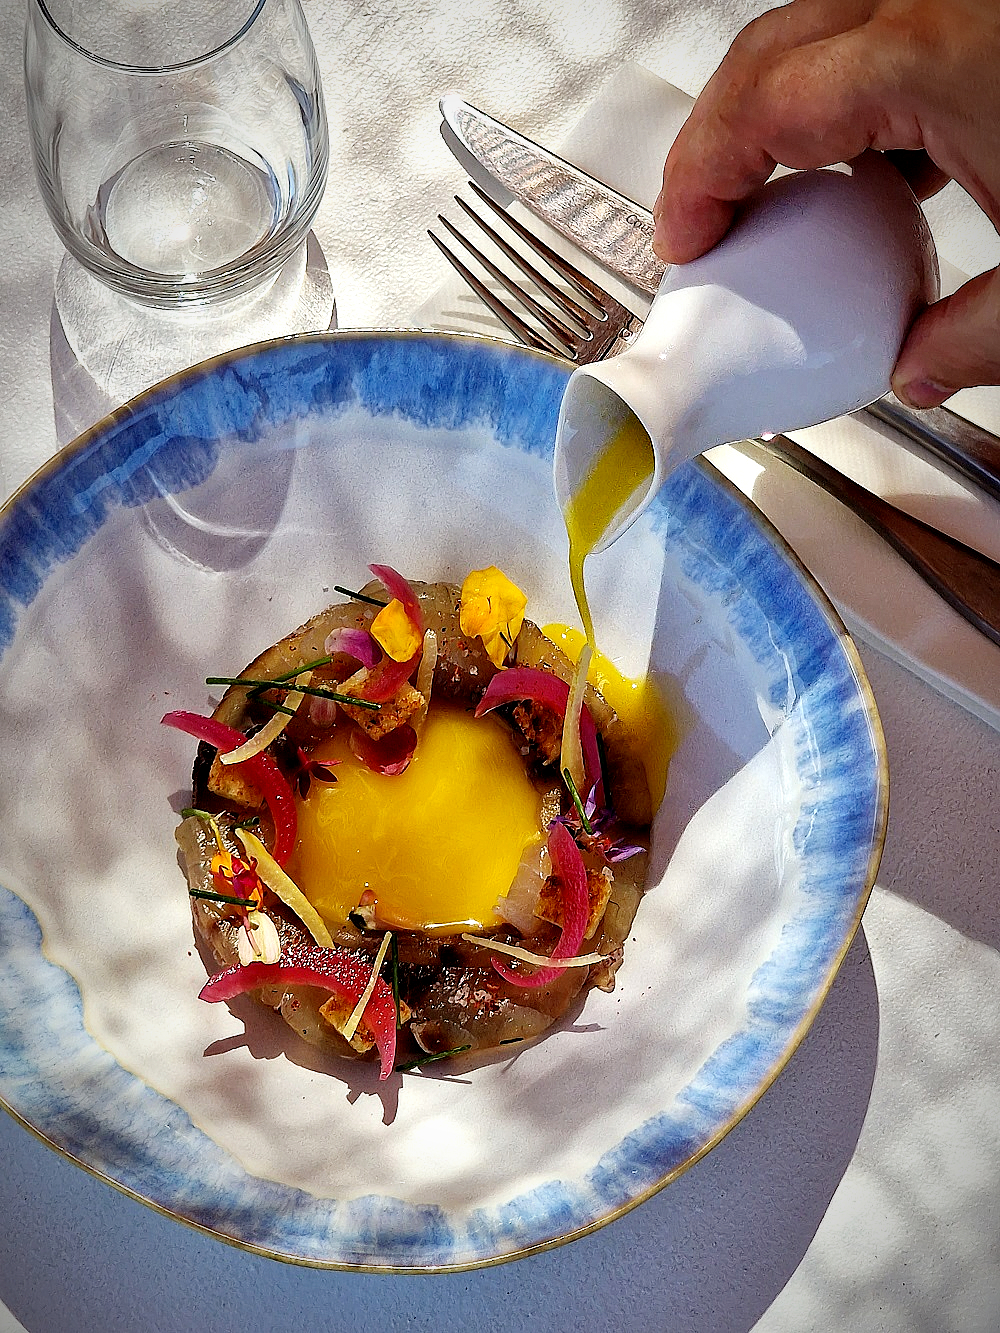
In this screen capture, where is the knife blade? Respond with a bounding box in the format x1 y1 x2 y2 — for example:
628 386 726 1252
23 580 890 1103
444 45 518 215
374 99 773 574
440 93 1000 506
439 93 664 296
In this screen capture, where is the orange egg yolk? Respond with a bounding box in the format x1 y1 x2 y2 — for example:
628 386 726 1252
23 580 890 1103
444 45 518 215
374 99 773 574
290 703 544 935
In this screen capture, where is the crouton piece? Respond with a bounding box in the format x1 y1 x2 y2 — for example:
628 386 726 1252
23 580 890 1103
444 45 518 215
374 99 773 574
511 699 563 766
338 667 425 740
206 754 265 810
536 865 614 940
319 992 412 1053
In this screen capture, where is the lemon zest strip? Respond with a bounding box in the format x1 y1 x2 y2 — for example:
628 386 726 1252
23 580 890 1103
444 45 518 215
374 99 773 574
219 671 313 765
342 931 393 1042
460 933 612 969
559 645 592 796
235 827 334 949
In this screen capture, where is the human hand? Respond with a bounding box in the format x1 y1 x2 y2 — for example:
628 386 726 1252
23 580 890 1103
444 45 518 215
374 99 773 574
652 0 1000 408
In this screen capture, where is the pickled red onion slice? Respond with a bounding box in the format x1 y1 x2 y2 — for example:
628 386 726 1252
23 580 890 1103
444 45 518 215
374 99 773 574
325 624 415 702
309 693 339 727
354 654 419 703
199 953 397 1079
474 666 602 798
336 566 425 702
492 821 590 988
161 710 297 866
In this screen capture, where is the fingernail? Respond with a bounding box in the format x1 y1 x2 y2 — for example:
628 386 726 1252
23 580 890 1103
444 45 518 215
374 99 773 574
894 377 952 409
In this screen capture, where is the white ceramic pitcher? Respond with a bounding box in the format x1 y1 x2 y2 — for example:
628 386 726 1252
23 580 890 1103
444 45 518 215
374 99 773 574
553 151 940 551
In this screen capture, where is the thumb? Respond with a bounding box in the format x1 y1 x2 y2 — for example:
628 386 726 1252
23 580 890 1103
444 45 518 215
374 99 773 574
892 267 1000 408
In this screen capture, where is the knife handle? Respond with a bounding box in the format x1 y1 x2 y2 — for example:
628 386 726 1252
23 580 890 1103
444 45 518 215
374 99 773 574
748 431 1000 647
861 394 1000 506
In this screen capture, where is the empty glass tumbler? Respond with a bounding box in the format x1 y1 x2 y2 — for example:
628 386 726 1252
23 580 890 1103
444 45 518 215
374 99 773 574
24 0 329 305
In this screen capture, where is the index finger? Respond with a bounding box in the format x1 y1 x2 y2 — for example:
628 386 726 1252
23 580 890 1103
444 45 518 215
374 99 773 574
654 25 900 263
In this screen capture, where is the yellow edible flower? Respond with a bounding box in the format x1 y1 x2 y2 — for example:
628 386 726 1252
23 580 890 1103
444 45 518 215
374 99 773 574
460 566 527 667
371 598 422 662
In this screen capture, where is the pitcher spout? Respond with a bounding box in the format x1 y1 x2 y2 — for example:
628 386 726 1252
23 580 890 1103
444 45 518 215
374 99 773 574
553 151 939 557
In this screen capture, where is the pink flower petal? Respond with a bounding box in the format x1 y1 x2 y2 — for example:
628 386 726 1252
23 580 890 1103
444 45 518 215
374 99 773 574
324 627 381 668
349 723 418 776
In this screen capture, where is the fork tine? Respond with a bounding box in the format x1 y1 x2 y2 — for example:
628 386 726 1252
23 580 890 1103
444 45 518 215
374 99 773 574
427 229 559 354
430 180 641 364
432 214 582 352
465 182 617 314
452 196 594 328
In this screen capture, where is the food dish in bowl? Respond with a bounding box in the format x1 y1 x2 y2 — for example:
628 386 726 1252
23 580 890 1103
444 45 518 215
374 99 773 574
0 331 886 1269
167 567 654 1077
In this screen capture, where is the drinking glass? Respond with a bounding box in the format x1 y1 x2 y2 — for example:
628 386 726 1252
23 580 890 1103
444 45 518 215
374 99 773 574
24 0 329 306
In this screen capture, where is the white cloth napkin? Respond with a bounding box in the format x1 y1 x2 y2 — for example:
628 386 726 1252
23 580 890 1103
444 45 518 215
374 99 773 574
413 64 1000 732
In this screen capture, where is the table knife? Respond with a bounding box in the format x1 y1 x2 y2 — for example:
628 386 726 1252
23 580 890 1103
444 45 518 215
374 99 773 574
440 94 1000 505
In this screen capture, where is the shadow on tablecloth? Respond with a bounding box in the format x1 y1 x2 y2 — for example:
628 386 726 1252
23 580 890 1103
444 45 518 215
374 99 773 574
0 925 877 1333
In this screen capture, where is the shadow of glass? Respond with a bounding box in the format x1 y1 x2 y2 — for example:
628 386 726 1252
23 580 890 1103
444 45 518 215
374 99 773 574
137 433 297 572
49 231 336 449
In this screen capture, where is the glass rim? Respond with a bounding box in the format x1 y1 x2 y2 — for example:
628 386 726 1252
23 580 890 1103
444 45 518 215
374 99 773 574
29 0 271 74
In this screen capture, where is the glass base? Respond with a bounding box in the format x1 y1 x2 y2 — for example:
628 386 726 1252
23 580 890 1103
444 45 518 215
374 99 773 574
50 231 336 446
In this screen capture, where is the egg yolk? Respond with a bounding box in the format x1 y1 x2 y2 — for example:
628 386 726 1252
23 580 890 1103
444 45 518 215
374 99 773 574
291 704 544 935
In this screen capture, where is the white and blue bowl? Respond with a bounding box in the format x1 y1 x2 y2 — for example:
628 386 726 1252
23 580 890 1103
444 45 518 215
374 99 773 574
0 331 886 1270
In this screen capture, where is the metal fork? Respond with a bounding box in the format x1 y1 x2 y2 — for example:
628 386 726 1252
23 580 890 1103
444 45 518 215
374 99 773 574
430 182 643 364
428 185 1000 648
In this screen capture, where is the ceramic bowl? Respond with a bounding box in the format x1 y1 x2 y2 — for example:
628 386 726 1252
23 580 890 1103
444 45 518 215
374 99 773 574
0 331 886 1269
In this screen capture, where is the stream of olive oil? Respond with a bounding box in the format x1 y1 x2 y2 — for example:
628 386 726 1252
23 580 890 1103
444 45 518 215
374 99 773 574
561 412 674 803
563 410 655 651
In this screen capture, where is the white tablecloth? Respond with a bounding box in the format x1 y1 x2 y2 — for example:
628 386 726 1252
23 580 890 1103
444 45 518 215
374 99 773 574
2 4 1000 1331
